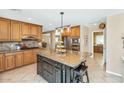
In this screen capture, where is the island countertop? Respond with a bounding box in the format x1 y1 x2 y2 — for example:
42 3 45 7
38 49 91 68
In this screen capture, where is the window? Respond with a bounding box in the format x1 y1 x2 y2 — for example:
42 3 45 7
96 35 104 44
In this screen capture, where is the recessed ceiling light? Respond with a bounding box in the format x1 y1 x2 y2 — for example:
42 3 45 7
93 23 97 25
27 18 32 20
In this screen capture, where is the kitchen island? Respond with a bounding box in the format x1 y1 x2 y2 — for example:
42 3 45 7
37 49 91 83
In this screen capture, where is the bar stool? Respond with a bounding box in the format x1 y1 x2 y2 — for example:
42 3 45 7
74 60 89 83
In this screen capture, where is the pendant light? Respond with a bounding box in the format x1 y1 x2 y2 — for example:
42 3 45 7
55 12 71 34
60 12 64 33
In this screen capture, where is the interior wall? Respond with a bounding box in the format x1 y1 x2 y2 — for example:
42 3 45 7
42 33 51 49
106 14 124 76
80 25 89 53
51 31 56 50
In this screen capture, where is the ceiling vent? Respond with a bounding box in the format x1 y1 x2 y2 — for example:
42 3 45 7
9 9 22 12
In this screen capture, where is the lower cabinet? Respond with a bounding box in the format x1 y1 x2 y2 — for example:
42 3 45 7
5 53 15 70
0 49 39 72
23 50 34 65
32 49 43 63
0 54 4 72
15 52 23 67
37 55 62 83
32 49 39 63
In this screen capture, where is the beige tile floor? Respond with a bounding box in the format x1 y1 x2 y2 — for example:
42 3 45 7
0 53 123 83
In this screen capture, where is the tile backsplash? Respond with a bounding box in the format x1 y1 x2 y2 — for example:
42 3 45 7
0 42 18 51
0 41 42 51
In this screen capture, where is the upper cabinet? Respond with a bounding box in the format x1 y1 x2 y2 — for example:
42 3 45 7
61 25 80 37
0 17 42 42
30 24 39 37
21 22 30 36
0 18 10 41
70 26 80 37
61 28 70 37
37 26 42 40
22 23 42 40
11 20 21 41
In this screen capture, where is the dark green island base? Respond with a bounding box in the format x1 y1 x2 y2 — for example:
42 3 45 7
37 50 91 83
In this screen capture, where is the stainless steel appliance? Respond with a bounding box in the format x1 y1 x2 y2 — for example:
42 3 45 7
71 37 80 51
62 36 71 50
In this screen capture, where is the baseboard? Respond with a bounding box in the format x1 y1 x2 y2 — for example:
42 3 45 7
106 70 122 77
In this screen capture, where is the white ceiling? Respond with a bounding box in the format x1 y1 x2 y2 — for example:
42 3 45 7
0 9 124 31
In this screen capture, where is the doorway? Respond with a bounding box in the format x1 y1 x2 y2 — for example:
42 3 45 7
92 31 105 66
93 32 104 54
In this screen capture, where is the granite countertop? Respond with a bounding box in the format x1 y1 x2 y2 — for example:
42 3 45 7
38 49 92 68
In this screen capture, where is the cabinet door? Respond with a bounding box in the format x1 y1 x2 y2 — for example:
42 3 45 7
0 18 10 41
32 51 37 63
61 28 67 36
37 26 42 40
5 54 15 70
23 51 33 65
75 26 80 37
70 27 76 37
32 49 39 63
21 23 30 36
11 21 21 41
70 26 80 37
15 52 23 67
33 49 42 63
61 28 70 37
30 24 39 37
55 68 61 83
0 54 4 72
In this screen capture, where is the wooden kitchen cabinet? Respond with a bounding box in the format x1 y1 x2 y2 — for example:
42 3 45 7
0 17 42 41
30 25 42 40
70 26 80 37
23 50 34 65
15 52 23 67
11 20 21 41
0 18 11 41
0 54 5 72
37 26 42 40
32 49 42 63
0 49 41 73
61 28 67 36
30 24 39 37
75 26 80 37
70 27 76 37
5 53 15 70
32 51 37 63
21 22 30 36
61 28 70 37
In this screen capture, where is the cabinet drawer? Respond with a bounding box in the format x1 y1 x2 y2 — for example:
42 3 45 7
43 62 54 74
43 70 54 83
